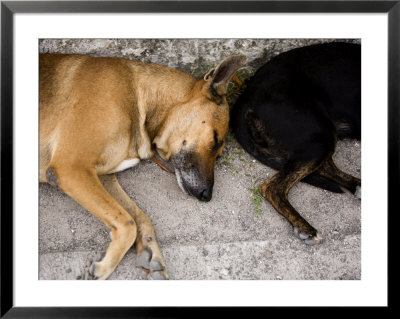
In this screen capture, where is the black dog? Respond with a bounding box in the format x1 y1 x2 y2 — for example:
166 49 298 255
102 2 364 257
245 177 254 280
231 42 361 245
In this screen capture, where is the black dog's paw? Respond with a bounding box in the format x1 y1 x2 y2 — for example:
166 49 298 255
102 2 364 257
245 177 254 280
293 227 324 245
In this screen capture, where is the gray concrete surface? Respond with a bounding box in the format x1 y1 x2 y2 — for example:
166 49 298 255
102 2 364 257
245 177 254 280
39 39 361 280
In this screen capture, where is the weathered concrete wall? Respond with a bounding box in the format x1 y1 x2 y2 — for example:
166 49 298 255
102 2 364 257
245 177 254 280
39 38 359 78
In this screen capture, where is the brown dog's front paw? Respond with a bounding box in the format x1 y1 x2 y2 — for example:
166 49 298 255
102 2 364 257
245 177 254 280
77 260 98 280
293 227 324 246
76 252 106 280
136 248 169 280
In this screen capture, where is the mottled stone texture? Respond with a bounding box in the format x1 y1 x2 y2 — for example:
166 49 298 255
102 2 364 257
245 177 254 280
39 38 359 78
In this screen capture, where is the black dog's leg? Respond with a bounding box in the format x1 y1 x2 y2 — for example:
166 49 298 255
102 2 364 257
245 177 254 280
259 160 324 245
317 157 361 198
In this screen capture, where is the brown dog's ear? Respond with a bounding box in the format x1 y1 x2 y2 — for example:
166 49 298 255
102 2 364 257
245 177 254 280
204 55 247 96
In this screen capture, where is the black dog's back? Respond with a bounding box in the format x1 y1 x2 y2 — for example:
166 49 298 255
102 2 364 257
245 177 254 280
231 42 361 193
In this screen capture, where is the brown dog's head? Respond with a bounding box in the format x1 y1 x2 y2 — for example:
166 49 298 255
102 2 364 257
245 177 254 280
153 55 246 201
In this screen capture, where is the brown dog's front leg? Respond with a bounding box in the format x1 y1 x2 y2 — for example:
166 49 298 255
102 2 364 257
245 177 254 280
100 174 168 280
259 161 324 245
51 167 137 280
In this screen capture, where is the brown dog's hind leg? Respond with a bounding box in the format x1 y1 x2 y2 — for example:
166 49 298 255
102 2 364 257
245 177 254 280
259 161 324 245
51 167 137 280
317 157 361 198
100 174 168 280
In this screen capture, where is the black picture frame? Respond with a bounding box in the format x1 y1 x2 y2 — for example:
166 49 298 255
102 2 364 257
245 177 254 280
1 1 396 317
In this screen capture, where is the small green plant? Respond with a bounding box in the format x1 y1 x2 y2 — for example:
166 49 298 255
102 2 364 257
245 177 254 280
231 167 239 175
190 67 201 76
216 150 232 166
249 178 264 216
240 155 249 163
236 149 252 169
232 148 244 156
190 62 214 78
222 152 233 165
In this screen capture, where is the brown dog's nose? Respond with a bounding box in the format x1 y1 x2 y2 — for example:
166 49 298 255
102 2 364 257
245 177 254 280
198 187 212 202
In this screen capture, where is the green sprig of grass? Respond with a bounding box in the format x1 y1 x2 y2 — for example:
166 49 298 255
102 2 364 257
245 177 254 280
247 176 264 216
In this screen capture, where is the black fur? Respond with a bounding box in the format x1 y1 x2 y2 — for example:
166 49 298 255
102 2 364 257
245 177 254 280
231 42 361 193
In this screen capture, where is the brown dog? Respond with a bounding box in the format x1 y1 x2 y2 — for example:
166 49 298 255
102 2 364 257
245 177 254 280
39 52 246 280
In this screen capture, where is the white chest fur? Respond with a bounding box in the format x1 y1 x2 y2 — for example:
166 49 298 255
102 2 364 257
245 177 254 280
110 158 140 173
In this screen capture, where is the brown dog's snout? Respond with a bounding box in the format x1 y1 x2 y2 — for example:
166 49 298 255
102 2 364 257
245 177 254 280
171 150 216 201
179 172 214 202
197 182 213 202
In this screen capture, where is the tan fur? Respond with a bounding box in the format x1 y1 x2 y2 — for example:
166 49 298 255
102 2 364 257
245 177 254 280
39 53 246 279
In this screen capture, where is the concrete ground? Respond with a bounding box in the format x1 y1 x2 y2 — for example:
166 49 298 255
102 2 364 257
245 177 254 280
39 136 361 280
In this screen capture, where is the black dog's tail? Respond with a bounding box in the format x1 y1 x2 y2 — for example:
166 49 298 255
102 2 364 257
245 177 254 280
246 143 344 194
